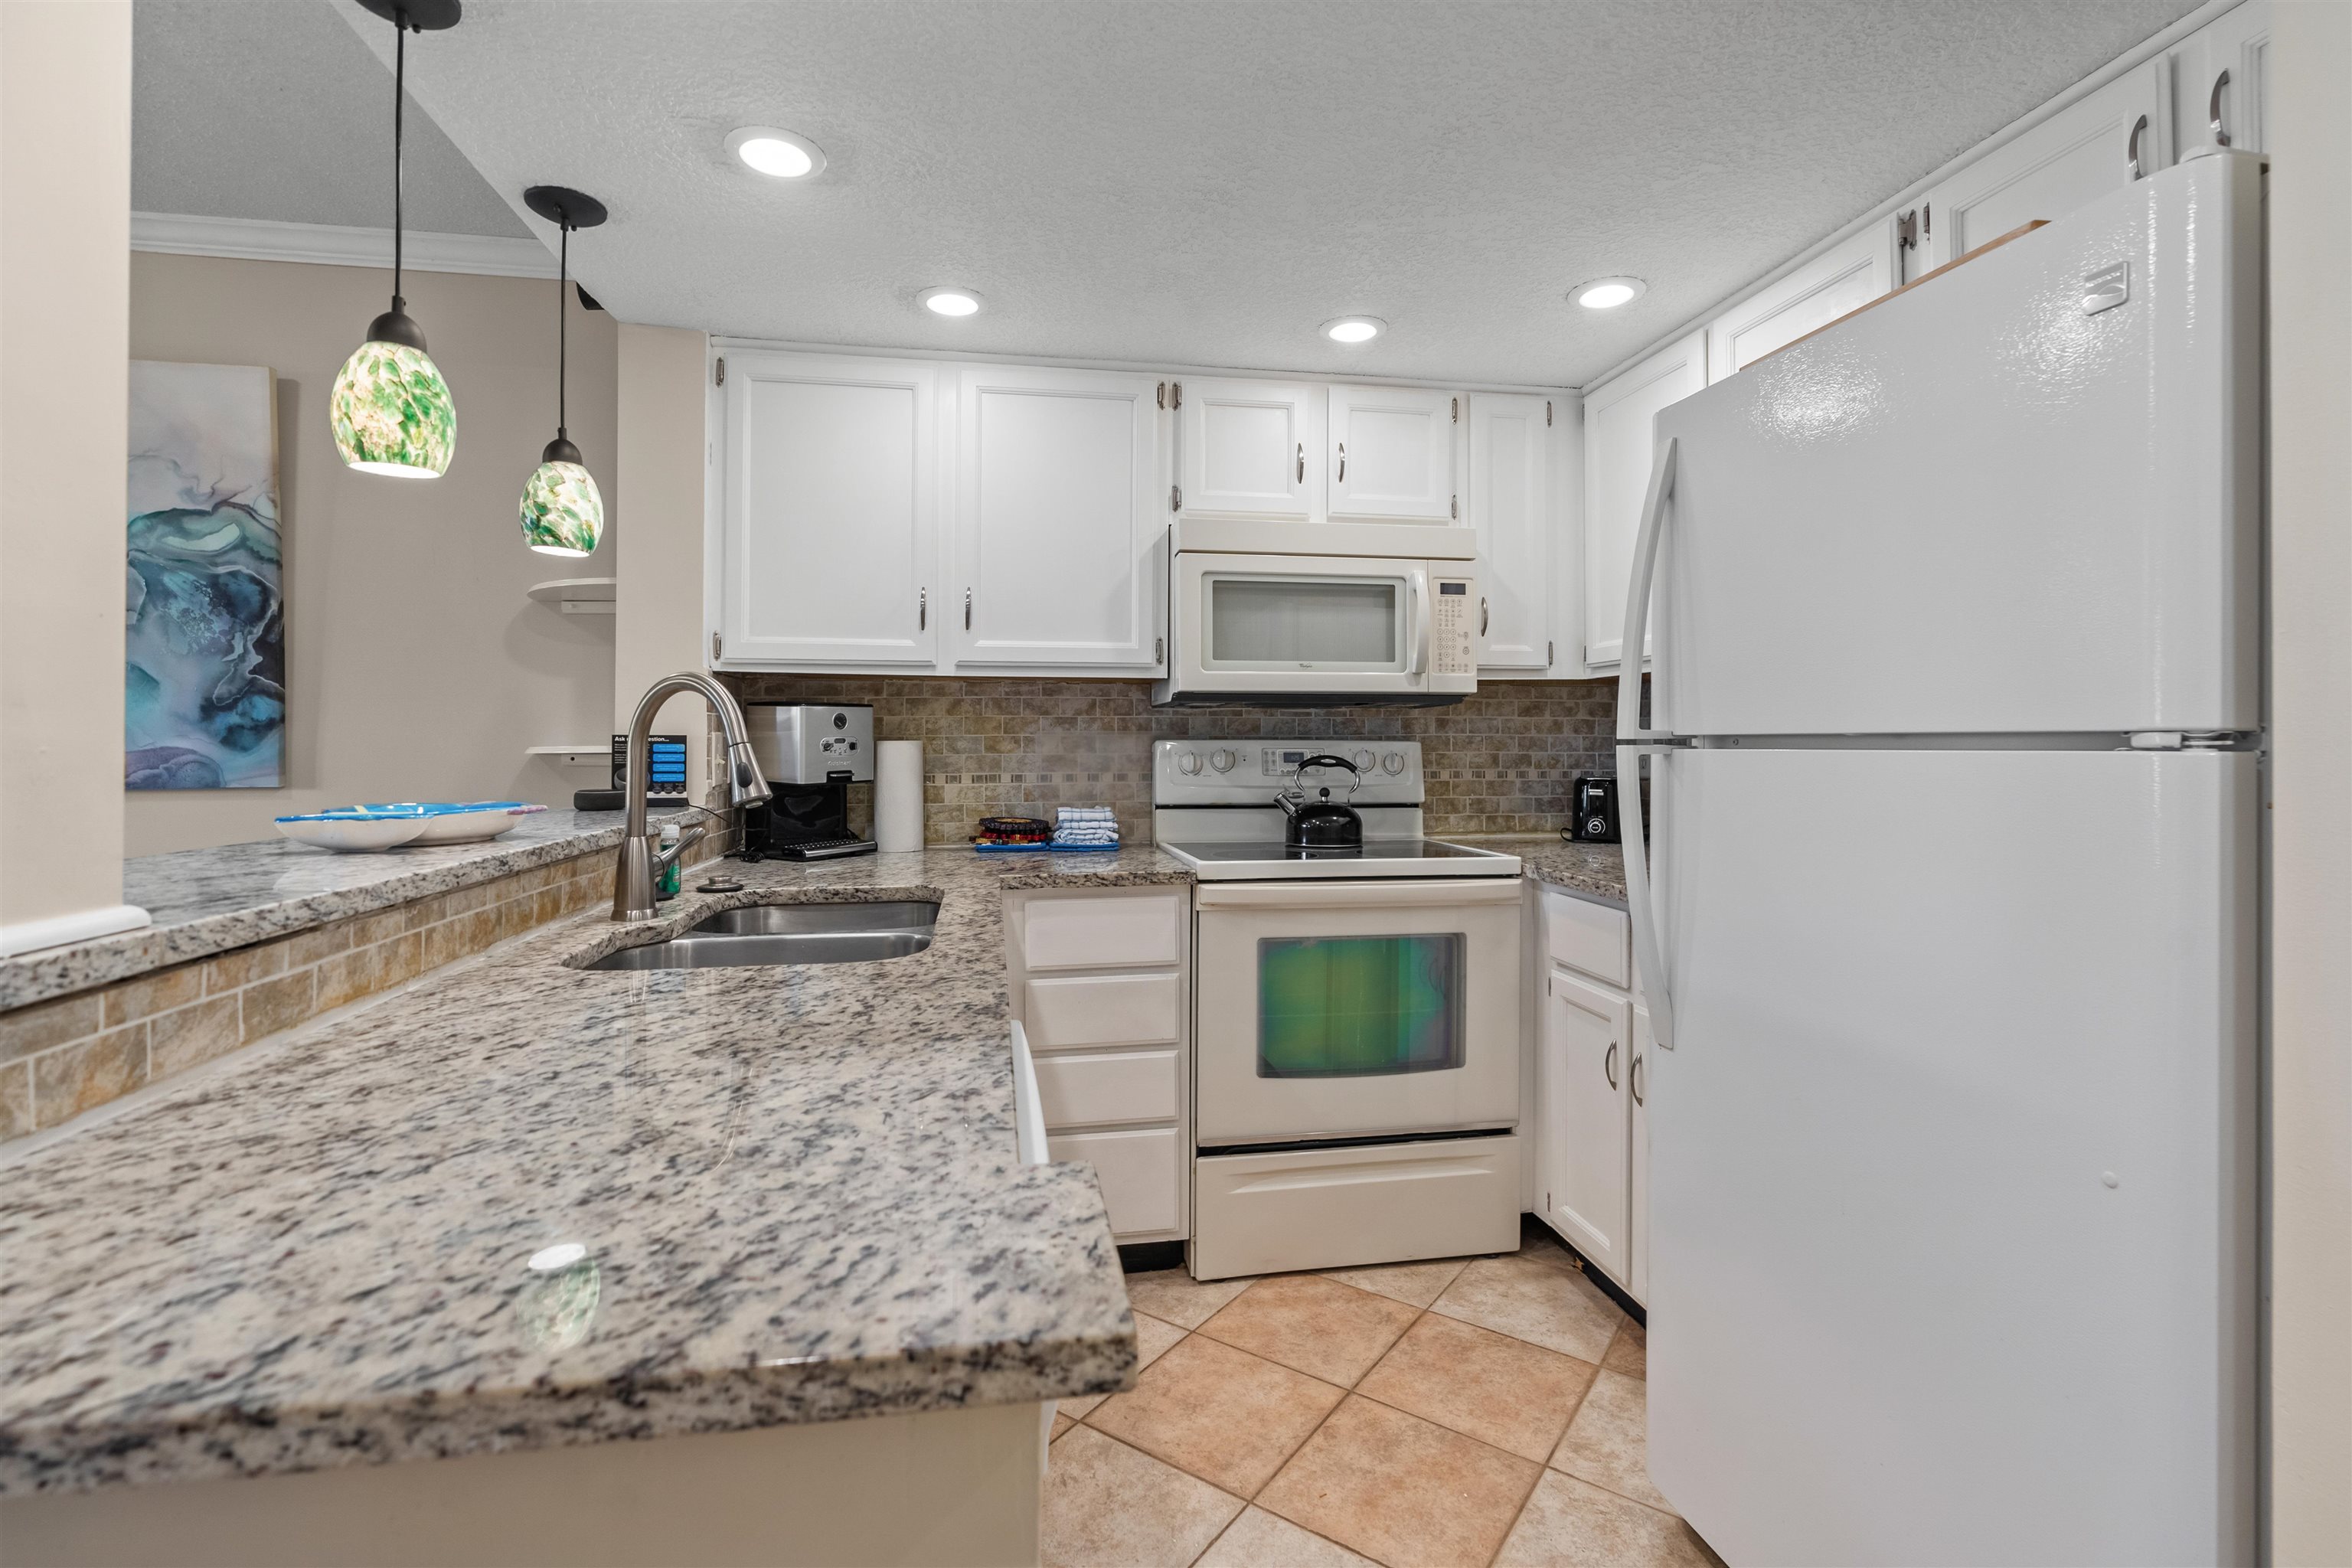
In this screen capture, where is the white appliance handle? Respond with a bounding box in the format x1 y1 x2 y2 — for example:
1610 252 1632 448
1406 569 1429 675
1616 743 1674 1050
1616 436 1677 743
1195 878 1523 911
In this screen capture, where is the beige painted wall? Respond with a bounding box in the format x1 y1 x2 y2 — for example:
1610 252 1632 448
123 254 619 854
614 324 712 800
2266 3 2352 1560
1 2 136 933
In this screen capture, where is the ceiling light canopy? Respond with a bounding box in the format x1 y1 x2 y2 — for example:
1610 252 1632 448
518 185 608 557
920 287 982 318
1321 315 1384 345
726 126 825 179
1574 276 1647 310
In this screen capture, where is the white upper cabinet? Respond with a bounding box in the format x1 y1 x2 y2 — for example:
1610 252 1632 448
1581 329 1705 669
2172 1 2269 155
1328 384 1461 522
1466 394 1553 670
1919 61 2172 270
1177 377 1321 521
951 366 1166 669
720 352 939 666
1706 220 1899 383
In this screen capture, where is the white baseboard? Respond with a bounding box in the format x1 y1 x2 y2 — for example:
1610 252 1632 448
131 212 557 279
0 904 153 960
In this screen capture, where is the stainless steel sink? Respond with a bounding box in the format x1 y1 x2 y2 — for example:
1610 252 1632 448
586 900 939 971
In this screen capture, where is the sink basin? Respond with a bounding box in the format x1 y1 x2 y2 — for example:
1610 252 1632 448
586 900 939 971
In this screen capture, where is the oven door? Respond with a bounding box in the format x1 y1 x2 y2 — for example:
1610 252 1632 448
1168 552 1476 701
1194 879 1522 1145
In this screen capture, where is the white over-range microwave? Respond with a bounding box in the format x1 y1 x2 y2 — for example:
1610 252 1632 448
1152 519 1479 706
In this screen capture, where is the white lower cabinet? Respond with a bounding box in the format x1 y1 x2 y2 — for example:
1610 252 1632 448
1006 885 1191 1243
1534 889 1647 1304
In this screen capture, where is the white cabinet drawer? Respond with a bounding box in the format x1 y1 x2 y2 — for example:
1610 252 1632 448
1024 972 1180 1050
1544 890 1630 988
1048 1125 1181 1236
1034 1048 1180 1129
1021 893 1182 971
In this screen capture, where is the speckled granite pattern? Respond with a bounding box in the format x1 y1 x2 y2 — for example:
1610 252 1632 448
0 811 687 1011
0 847 1186 1497
1478 838 1629 904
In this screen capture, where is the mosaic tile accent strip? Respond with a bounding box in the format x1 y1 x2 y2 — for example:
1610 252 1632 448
722 677 1619 844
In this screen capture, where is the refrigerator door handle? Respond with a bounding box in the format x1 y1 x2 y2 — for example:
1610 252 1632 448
1619 741 1676 1050
1616 436 1677 743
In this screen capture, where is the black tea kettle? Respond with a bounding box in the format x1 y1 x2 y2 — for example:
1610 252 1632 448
1278 755 1364 850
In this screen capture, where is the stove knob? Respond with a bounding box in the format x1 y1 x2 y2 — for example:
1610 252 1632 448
1383 751 1406 775
1177 750 1203 776
1352 749 1375 772
1209 748 1237 773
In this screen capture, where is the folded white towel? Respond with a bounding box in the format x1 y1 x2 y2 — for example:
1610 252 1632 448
1057 807 1117 822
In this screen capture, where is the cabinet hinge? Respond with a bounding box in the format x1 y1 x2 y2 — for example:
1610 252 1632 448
1155 635 1165 663
1156 381 1166 410
1547 640 1555 666
1171 382 1182 408
1896 209 1918 251
1451 397 1459 423
714 356 726 387
1170 484 1182 512
1451 494 1459 520
1922 201 1931 240
710 630 722 662
1546 400 1553 426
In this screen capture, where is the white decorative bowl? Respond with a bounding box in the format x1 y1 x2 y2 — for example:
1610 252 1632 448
391 802 549 845
275 813 430 852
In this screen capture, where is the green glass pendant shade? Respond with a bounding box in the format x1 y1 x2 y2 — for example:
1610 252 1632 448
331 338 456 478
520 455 604 556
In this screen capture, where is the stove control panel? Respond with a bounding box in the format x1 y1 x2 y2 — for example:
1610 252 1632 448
1155 739 1424 805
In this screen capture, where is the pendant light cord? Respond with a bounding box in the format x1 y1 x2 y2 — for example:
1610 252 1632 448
391 17 407 313
557 224 569 439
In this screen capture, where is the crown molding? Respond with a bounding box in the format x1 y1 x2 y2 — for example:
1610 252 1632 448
131 212 557 279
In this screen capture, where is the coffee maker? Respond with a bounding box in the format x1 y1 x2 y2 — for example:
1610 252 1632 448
739 704 877 861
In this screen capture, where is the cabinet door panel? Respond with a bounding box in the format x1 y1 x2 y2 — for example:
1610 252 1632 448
1179 379 1320 519
723 354 937 665
1467 394 1551 670
1049 1125 1182 1236
1581 331 1704 668
953 366 1164 668
1329 384 1458 521
1707 221 1897 382
1923 63 2171 269
1539 965 1632 1282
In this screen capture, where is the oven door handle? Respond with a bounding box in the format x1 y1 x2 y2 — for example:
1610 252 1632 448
1195 880 1523 910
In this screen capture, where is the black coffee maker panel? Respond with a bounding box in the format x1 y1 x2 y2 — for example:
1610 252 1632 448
739 776 876 861
1570 774 1621 844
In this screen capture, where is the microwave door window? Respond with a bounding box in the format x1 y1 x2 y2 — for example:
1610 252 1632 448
1257 934 1465 1077
1206 577 1400 668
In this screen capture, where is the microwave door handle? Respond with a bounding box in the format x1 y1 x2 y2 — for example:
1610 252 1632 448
1406 570 1429 676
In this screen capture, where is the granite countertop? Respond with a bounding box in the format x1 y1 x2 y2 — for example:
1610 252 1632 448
0 844 1190 1498
1453 835 1629 904
0 809 694 1012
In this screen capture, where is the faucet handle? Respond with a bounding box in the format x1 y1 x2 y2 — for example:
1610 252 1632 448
725 740 771 807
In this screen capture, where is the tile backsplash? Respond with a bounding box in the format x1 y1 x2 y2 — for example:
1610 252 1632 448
720 675 1617 843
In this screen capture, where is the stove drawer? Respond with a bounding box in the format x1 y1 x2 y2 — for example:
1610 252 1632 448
1192 1134 1521 1280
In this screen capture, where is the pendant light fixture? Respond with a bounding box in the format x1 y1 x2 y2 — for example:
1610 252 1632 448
518 186 608 557
330 0 461 479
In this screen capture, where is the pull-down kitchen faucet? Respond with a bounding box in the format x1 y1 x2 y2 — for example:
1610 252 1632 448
612 671 770 921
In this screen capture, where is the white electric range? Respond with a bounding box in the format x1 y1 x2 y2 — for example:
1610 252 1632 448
1154 740 1526 1281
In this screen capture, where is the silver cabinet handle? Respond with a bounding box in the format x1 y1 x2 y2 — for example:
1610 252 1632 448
1604 1041 1619 1090
964 589 972 630
919 589 926 630
2210 68 2232 147
1296 443 1304 483
2127 113 2148 181
1632 1052 1645 1106
1337 442 1347 483
1480 596 1489 635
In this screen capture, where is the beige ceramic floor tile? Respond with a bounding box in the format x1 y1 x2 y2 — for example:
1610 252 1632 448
1086 1332 1345 1498
1430 1253 1624 1362
1040 1425 1245 1568
1257 1395 1544 1568
1318 1256 1470 1308
1515 1226 1586 1272
1548 1369 1671 1511
1197 1274 1421 1387
1126 1269 1254 1329
1195 1506 1380 1568
1051 1411 1075 1441
1494 1470 1723 1568
1601 1318 1647 1380
1357 1312 1598 1462
1065 1309 1189 1421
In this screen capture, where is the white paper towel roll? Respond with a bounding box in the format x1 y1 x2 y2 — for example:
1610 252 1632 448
875 740 925 853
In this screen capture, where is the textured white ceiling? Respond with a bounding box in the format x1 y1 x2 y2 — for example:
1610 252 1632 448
198 0 2206 387
134 0 529 237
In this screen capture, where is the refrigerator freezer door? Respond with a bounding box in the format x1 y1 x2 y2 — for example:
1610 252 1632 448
1650 153 2261 737
1646 747 2256 1567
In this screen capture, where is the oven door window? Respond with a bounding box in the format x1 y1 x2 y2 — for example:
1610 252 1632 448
1205 575 1401 669
1256 934 1465 1077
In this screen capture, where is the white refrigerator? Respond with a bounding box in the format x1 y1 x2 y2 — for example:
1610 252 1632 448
1619 150 2262 1566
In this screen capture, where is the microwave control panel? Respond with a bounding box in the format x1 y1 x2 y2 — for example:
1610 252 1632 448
1432 577 1475 675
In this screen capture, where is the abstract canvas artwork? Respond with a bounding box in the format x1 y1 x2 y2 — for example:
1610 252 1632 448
126 361 284 789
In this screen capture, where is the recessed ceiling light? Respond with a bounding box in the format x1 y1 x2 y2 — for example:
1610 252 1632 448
725 126 825 179
1321 315 1385 345
1574 276 1646 309
920 287 982 318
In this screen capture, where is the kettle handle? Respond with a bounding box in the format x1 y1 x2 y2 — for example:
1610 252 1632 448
1293 754 1360 775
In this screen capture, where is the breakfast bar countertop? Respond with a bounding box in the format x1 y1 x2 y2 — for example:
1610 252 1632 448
0 845 1191 1498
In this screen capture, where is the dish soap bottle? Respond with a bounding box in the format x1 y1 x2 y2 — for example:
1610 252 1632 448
656 822 682 900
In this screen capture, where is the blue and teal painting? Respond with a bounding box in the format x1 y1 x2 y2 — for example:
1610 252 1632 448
126 361 283 790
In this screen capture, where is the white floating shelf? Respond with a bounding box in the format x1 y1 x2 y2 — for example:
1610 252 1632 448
527 577 616 614
526 744 610 769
